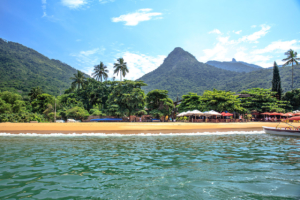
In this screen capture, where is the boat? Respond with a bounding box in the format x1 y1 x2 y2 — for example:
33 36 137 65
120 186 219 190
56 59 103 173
263 126 300 137
263 116 300 137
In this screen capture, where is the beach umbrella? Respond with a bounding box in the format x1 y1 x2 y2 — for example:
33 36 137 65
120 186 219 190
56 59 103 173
269 112 282 116
203 110 221 117
288 116 300 121
281 113 293 117
190 110 204 116
177 112 187 117
221 112 233 116
261 112 271 115
294 112 300 116
188 110 204 122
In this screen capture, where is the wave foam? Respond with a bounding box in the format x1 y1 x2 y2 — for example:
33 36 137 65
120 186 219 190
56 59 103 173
0 131 265 137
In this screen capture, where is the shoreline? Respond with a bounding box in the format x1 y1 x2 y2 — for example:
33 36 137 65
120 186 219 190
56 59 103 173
0 122 293 134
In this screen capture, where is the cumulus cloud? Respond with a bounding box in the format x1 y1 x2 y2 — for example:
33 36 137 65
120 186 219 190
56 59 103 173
208 29 221 34
197 24 289 67
112 9 162 26
61 0 87 9
251 40 300 54
106 52 166 80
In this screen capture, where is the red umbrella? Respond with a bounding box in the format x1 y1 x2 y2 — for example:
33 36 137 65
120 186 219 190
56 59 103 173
261 112 271 115
223 113 233 116
293 113 300 116
269 112 283 116
288 116 300 121
221 112 233 116
281 113 293 117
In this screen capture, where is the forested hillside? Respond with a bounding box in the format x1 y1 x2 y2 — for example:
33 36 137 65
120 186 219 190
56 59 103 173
0 38 88 96
137 47 240 99
138 47 300 100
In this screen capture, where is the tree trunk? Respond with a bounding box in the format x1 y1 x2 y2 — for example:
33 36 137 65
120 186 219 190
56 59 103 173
120 71 122 81
292 62 294 90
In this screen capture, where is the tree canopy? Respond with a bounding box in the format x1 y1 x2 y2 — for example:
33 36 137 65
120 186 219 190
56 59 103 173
146 89 174 119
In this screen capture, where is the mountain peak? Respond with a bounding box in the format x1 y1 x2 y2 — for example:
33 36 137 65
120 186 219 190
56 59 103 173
165 47 197 64
232 58 237 62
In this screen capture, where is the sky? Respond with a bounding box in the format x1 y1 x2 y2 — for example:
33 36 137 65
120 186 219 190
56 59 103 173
1 0 300 80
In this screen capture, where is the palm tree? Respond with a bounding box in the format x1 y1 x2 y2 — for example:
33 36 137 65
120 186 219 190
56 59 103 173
282 49 300 89
92 62 109 82
113 58 129 81
29 86 43 101
70 70 87 90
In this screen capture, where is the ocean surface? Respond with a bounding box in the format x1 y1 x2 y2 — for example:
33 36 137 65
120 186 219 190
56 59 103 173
0 132 300 199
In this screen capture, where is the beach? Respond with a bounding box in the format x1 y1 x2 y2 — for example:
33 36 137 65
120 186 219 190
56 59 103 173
0 122 296 134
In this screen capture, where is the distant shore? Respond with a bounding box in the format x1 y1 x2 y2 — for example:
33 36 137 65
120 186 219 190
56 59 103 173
0 122 295 134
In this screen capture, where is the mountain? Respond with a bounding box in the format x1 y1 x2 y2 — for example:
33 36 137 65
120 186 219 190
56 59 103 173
137 47 240 99
0 38 88 96
206 58 262 72
138 47 300 100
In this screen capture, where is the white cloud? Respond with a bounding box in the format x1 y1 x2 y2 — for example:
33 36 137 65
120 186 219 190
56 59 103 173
251 25 256 28
70 47 106 75
61 0 87 9
79 48 100 56
112 9 162 26
239 24 270 43
251 40 300 54
209 29 221 34
234 30 242 34
197 24 279 67
99 0 115 4
41 0 47 17
107 52 166 80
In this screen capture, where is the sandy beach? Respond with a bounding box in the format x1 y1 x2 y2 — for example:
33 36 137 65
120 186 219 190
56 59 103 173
0 122 296 134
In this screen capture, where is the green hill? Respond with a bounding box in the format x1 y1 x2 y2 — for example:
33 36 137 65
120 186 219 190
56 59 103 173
138 47 300 99
0 38 88 96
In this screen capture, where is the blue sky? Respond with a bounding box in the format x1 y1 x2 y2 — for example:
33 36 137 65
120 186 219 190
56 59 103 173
1 0 300 80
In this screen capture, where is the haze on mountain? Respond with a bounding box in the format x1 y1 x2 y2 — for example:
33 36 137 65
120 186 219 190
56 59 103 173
206 58 262 73
138 47 300 100
0 38 89 96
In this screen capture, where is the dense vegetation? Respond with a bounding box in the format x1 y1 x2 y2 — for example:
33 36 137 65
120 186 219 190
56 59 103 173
138 47 300 100
0 75 296 122
0 38 89 96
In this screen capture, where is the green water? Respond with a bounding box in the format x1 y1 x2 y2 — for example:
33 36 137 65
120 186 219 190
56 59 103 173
0 134 299 199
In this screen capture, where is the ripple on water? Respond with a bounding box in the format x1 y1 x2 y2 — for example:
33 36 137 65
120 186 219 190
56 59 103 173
0 134 299 199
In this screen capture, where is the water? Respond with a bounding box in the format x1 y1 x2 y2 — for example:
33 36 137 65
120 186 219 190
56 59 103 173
0 133 300 199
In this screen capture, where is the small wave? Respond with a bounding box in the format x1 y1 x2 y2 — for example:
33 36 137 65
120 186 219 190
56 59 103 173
0 131 265 137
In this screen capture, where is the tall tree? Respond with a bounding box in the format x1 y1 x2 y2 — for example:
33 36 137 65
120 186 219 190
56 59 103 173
28 87 43 101
282 49 300 89
177 92 203 113
106 80 147 117
70 71 87 90
92 62 109 82
282 89 300 111
201 89 245 113
146 89 174 119
271 61 282 100
113 58 129 81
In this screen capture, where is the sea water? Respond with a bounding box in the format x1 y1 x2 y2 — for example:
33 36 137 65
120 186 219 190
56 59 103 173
0 132 299 199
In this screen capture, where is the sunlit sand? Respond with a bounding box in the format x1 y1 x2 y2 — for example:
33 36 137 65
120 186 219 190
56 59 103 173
0 122 297 134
